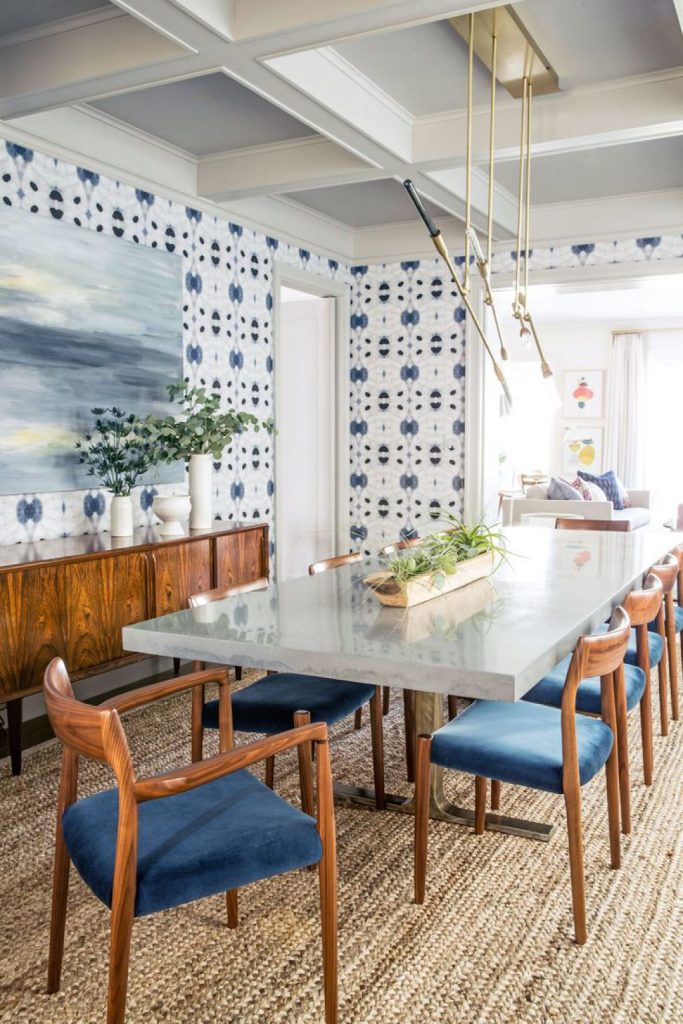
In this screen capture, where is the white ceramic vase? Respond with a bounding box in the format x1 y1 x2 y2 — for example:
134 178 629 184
189 452 213 530
110 495 134 537
153 494 191 537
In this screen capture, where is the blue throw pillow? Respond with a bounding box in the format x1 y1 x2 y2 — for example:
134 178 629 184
578 470 625 510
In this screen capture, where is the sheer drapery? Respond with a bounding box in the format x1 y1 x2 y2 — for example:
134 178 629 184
604 331 646 488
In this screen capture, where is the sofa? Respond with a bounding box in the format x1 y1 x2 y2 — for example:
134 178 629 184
502 485 651 529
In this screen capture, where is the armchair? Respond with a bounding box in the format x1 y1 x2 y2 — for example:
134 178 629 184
43 658 337 1024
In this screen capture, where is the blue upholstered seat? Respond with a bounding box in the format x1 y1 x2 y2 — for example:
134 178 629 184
430 699 613 794
595 623 664 668
524 657 646 714
62 769 322 918
648 604 683 634
203 673 376 734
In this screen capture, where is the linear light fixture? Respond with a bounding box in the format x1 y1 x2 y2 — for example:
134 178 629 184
403 179 512 408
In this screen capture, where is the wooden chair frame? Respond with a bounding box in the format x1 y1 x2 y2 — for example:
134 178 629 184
648 554 680 733
414 608 631 945
555 518 630 532
44 658 337 1024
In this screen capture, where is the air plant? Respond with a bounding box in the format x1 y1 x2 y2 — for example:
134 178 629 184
379 514 507 589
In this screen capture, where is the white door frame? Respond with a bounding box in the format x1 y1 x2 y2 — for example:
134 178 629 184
272 262 350 578
463 257 683 522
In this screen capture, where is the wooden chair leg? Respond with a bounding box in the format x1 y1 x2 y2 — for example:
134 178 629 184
403 689 416 784
294 710 315 817
474 776 487 835
316 740 338 1024
612 668 631 835
382 686 390 716
369 688 385 810
639 673 654 786
414 735 431 905
490 780 501 811
226 889 238 929
657 652 669 737
265 755 275 790
234 665 243 682
447 695 458 721
47 830 71 993
172 657 180 676
353 708 362 730
563 786 587 945
191 683 204 763
106 875 136 1024
600 674 621 870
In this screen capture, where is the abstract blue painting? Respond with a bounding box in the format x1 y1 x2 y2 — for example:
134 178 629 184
0 204 183 494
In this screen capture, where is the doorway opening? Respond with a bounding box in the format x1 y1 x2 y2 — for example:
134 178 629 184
274 270 349 580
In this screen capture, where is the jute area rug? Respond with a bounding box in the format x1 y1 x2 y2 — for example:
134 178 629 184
1 669 681 1024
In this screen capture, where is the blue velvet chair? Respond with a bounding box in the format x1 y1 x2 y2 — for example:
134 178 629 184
647 554 680 735
189 573 385 811
414 609 631 945
43 657 338 1024
523 574 663 832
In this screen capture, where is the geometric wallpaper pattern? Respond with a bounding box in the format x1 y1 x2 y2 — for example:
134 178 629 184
1 135 682 555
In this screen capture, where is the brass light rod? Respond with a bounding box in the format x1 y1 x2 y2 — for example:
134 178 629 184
403 179 512 408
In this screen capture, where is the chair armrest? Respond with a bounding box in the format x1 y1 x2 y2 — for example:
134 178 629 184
134 721 328 802
100 666 231 714
627 490 650 509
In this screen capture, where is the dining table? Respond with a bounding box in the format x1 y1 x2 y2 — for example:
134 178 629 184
122 526 681 841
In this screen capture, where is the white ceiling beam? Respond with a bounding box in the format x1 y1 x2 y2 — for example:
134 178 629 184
0 13 200 120
426 167 518 237
197 136 382 201
413 69 683 168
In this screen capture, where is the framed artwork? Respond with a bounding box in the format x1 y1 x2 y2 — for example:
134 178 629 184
0 204 183 494
562 425 603 476
562 370 604 418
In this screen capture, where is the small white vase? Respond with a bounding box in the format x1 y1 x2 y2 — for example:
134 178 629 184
153 494 191 537
189 452 213 530
110 495 134 537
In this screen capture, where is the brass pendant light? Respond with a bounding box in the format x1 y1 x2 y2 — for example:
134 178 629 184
512 76 554 382
404 12 512 407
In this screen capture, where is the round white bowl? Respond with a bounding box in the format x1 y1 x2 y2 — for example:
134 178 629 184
153 494 191 537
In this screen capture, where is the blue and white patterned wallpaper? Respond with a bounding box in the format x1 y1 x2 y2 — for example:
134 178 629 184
1 136 681 553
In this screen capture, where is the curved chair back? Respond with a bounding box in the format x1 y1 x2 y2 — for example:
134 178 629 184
555 518 630 532
571 607 631 683
623 573 663 626
189 576 269 608
671 546 683 605
44 657 130 770
308 551 362 575
648 554 678 595
380 536 423 558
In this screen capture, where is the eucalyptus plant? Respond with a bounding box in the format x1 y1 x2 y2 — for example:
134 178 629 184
380 514 507 588
75 407 152 496
144 381 266 462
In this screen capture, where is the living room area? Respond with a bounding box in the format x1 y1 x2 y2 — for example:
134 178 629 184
486 269 683 531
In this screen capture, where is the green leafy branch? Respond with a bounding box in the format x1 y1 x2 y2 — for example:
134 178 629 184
143 381 269 463
75 407 152 497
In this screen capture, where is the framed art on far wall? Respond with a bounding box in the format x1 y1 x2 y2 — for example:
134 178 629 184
562 370 604 418
562 425 604 476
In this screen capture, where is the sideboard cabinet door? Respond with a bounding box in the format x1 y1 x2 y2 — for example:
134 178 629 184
62 553 149 674
152 539 212 615
0 565 64 698
215 527 267 588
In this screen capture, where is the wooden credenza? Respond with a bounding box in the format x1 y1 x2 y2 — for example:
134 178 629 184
0 522 268 775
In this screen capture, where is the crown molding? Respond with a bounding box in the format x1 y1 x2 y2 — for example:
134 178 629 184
76 102 197 161
316 47 414 130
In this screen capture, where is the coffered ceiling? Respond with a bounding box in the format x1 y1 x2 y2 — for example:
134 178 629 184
0 0 681 262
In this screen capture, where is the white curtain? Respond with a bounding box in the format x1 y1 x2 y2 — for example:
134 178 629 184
604 331 646 487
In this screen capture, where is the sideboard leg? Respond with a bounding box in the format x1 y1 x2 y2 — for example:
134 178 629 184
7 699 22 776
173 658 180 676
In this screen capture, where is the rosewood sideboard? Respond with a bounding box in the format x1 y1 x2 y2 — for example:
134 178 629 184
0 521 268 775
